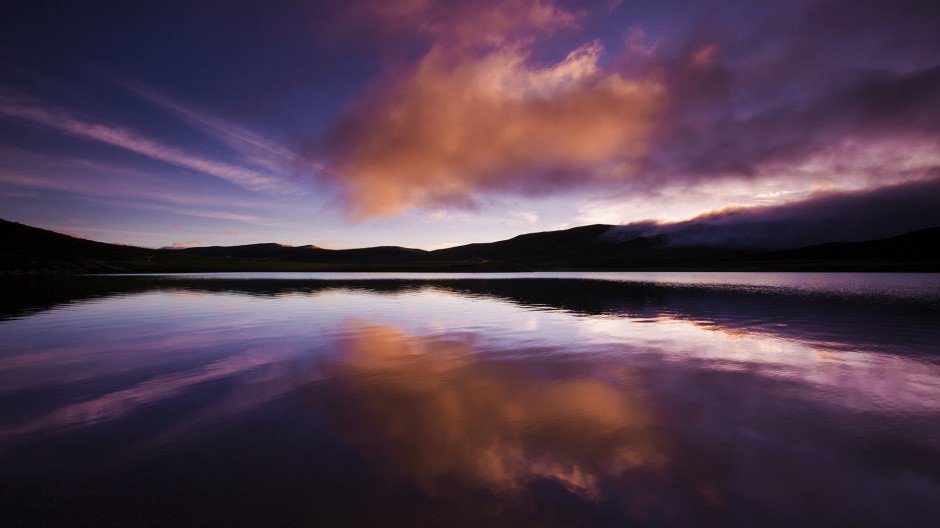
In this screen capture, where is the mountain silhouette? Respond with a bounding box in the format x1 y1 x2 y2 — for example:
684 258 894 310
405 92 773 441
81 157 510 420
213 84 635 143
2 218 938 274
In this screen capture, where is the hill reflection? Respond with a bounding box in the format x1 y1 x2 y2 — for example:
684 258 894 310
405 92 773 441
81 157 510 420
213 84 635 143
4 276 938 358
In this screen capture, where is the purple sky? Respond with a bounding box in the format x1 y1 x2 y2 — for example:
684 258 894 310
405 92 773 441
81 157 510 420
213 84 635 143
1 0 938 249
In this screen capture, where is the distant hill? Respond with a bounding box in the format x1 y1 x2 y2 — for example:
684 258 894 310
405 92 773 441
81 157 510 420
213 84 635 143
181 242 430 265
178 223 740 269
430 224 743 268
2 217 939 274
744 227 940 270
1 218 146 273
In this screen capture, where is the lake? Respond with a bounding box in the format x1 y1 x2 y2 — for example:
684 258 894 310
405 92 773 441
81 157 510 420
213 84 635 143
2 272 939 527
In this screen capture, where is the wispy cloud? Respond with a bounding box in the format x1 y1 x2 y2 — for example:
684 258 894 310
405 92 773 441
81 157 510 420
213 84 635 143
509 211 539 224
0 350 281 442
0 147 301 219
0 155 293 229
0 90 296 193
114 76 310 176
43 224 178 244
167 240 203 249
83 196 290 228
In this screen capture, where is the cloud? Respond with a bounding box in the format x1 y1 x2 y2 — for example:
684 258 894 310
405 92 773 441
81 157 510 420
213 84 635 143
509 211 539 224
689 44 718 69
0 148 295 229
606 176 940 250
317 0 664 218
114 76 307 176
632 0 940 189
166 240 202 249
97 199 285 227
0 148 201 204
0 91 295 193
576 134 940 226
351 0 577 47
313 0 940 221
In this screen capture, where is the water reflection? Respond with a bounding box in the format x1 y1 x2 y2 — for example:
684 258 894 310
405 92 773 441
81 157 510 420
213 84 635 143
319 322 664 499
0 275 939 526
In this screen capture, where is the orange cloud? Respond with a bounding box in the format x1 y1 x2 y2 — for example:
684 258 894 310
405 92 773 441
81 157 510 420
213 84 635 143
689 43 718 68
169 240 201 248
324 0 665 218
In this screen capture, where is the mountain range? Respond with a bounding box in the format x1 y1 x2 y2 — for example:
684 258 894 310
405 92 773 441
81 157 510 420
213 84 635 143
2 217 939 274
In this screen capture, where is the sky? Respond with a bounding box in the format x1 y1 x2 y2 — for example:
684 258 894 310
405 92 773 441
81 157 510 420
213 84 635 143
1 0 939 250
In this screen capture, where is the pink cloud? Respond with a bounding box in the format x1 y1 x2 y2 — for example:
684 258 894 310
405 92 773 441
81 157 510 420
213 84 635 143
169 240 202 248
689 43 718 68
320 0 665 218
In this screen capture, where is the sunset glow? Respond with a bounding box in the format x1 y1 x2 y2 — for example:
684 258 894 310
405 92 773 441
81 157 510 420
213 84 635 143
2 0 938 248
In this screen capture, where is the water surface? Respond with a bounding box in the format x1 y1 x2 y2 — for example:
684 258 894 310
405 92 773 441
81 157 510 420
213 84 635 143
1 273 939 526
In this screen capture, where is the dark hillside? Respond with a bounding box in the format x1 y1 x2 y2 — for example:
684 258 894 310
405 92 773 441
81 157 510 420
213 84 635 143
3 217 938 273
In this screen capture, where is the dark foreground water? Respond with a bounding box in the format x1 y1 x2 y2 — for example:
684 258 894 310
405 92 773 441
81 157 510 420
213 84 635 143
1 272 939 527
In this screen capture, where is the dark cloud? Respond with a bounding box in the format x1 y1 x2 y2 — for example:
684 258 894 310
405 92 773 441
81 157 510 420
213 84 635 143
608 176 940 250
639 0 940 183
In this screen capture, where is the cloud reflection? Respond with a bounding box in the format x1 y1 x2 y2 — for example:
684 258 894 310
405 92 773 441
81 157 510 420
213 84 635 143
319 322 666 498
0 348 283 444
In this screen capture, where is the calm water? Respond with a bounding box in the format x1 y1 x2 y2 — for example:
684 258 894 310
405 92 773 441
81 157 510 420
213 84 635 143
1 273 939 527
